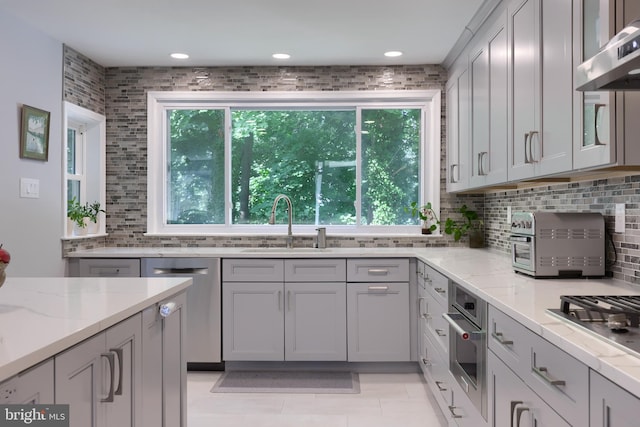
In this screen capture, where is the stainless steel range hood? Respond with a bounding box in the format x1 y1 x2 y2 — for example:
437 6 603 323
576 20 640 91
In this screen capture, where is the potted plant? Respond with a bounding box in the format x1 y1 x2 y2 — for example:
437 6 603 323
67 197 90 236
86 201 105 234
406 201 440 234
443 204 484 247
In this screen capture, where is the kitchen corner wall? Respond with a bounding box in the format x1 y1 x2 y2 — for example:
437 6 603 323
62 47 481 255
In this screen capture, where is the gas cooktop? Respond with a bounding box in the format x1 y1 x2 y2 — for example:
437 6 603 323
547 295 640 358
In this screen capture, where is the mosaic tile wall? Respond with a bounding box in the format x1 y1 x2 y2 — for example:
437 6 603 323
63 46 106 116
62 52 482 255
484 175 640 285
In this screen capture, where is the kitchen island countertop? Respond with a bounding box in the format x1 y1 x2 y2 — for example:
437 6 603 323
0 276 191 382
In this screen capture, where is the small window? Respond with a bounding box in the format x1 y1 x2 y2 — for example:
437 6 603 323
63 102 106 238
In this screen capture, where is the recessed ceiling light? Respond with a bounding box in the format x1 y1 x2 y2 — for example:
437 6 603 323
170 53 189 60
272 53 291 60
384 51 403 58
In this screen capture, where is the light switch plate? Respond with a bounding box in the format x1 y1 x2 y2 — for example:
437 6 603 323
615 203 625 233
20 178 39 199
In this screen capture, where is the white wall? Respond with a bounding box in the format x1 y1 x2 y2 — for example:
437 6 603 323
0 11 64 276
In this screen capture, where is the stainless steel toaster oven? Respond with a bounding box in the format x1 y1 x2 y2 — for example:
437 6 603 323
510 212 605 278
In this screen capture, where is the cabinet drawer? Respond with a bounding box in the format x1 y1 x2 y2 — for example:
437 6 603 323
284 259 346 282
222 259 284 282
420 331 452 407
423 263 448 304
527 333 589 427
488 305 530 377
347 258 409 282
424 293 449 355
78 258 141 277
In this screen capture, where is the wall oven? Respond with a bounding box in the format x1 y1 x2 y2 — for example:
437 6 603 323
443 282 487 420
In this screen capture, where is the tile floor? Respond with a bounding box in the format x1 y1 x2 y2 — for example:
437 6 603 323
187 371 447 427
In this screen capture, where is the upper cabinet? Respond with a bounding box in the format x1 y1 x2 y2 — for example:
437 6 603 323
446 65 471 192
469 11 509 187
446 0 640 192
507 0 573 181
575 0 640 169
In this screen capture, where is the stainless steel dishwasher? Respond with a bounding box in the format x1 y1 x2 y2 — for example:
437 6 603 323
142 258 222 369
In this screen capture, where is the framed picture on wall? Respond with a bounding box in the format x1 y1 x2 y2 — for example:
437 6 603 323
20 104 50 161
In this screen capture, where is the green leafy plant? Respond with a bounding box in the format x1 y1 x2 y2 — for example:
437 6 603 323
405 201 440 233
443 204 482 241
67 197 90 228
86 201 105 224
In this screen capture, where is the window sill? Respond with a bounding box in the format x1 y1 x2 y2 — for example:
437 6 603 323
61 233 108 241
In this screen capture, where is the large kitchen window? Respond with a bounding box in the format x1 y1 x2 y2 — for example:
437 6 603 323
147 91 440 235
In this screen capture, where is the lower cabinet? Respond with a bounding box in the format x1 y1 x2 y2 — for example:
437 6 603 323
590 370 640 427
0 359 54 404
141 292 187 427
55 313 142 427
489 351 570 427
347 282 410 361
222 282 347 361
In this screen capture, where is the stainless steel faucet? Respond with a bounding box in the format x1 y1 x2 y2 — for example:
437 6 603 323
315 227 327 249
269 194 293 248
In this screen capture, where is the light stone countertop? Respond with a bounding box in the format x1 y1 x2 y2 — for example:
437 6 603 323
69 245 640 397
0 276 192 382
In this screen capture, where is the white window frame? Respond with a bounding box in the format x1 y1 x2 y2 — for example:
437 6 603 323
147 90 441 236
62 101 107 238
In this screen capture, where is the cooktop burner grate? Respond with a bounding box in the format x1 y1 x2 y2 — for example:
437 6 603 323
558 295 640 327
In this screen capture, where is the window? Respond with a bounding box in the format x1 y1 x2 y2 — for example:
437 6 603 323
63 102 106 237
147 91 440 235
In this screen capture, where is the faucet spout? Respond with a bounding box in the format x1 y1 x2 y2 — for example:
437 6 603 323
269 194 293 248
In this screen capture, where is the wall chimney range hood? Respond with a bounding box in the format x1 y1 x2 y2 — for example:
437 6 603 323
576 20 640 91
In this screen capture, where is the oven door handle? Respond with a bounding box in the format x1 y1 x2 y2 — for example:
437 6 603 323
442 313 483 341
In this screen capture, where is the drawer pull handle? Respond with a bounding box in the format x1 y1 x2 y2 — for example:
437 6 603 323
447 405 462 419
516 406 530 427
435 381 447 392
532 366 566 387
435 328 447 337
434 287 445 294
421 358 431 366
367 269 389 275
368 285 389 291
110 348 124 396
101 352 116 403
491 331 514 346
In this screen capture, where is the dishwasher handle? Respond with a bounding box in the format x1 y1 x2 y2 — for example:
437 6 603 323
151 267 209 275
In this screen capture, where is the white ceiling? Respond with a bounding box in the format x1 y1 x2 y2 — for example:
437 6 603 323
0 0 485 67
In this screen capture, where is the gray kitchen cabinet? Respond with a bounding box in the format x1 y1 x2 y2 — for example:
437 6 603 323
141 292 187 427
446 64 471 192
222 258 347 362
468 9 508 189
574 0 640 170
71 258 141 277
347 283 410 362
507 0 574 181
284 281 347 361
55 313 142 427
488 304 589 427
489 351 570 427
0 359 54 404
223 282 284 361
590 370 640 427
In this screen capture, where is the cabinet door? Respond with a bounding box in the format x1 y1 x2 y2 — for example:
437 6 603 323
55 333 107 427
489 352 570 427
508 0 538 181
470 38 490 189
347 282 410 361
590 370 640 427
0 359 54 404
103 314 142 427
284 282 346 361
222 282 284 361
447 67 470 192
